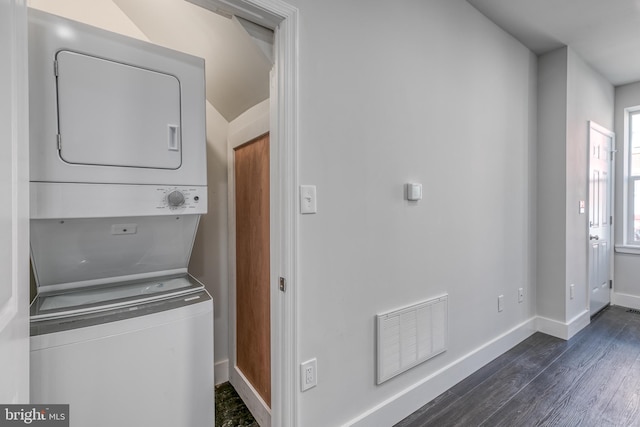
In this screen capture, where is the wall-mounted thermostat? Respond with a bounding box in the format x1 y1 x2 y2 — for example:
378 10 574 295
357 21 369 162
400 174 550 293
406 183 422 201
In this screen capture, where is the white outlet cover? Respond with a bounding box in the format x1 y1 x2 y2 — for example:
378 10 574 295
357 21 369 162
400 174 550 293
300 358 317 391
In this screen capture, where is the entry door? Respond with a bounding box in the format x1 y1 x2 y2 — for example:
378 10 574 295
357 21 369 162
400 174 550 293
588 122 614 316
0 0 29 403
235 133 271 408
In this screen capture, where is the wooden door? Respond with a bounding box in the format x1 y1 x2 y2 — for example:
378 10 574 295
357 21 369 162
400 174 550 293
235 133 271 407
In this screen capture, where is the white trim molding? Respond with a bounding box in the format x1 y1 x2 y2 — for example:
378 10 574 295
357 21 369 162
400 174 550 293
195 0 299 426
615 245 640 255
612 292 640 310
215 359 230 385
535 310 590 340
344 318 537 427
270 4 300 426
232 366 272 427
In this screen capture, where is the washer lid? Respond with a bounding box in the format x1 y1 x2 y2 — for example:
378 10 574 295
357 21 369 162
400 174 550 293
30 215 200 291
30 274 205 321
56 50 182 170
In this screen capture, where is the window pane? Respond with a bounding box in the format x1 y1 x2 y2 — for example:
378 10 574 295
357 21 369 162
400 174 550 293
632 113 640 176
635 179 640 242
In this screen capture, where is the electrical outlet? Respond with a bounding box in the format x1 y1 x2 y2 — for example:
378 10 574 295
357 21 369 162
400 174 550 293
570 284 575 300
498 295 504 312
301 358 317 391
518 288 524 303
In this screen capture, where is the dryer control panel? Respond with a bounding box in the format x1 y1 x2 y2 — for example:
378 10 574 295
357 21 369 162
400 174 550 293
31 183 208 219
157 187 205 211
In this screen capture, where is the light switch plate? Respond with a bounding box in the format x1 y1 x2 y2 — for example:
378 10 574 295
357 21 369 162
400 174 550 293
300 185 317 214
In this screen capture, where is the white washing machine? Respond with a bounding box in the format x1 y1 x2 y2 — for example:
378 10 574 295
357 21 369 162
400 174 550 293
28 9 214 427
30 276 214 427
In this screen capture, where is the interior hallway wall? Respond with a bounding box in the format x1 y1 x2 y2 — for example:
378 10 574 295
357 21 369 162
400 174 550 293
536 47 568 325
284 0 537 425
537 46 614 336
565 48 614 320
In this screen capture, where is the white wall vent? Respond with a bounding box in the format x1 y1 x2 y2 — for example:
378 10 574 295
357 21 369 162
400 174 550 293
376 295 448 384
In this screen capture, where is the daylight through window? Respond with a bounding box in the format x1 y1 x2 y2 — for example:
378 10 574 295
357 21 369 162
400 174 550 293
628 110 640 244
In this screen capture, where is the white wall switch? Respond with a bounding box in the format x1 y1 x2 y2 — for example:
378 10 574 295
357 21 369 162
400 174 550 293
498 295 504 312
406 183 423 201
301 358 317 391
518 288 524 303
570 284 575 299
300 185 317 214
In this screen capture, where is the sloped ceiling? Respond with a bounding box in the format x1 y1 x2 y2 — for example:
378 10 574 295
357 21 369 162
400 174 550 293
29 0 271 122
113 0 271 121
467 0 640 86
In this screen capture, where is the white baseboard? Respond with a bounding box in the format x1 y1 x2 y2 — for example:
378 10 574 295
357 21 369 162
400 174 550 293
344 317 537 427
230 366 271 427
536 310 590 340
215 359 229 385
612 292 640 310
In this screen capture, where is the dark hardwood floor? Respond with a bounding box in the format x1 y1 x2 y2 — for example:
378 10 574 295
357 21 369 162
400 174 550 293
396 306 640 427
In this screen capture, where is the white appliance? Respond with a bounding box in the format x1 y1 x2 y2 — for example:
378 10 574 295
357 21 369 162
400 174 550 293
28 9 214 427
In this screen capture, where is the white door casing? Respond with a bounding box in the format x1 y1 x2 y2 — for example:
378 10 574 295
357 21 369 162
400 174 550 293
588 121 614 316
0 0 30 404
193 0 299 426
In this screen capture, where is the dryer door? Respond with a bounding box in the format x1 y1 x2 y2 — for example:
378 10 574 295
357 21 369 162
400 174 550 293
56 50 182 170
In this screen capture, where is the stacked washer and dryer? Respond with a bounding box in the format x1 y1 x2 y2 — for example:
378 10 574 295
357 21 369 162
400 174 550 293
28 9 214 427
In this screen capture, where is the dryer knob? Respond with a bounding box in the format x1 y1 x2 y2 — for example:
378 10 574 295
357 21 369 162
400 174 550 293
167 190 185 207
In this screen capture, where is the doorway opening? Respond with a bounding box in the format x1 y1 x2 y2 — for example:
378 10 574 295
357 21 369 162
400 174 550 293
189 1 299 426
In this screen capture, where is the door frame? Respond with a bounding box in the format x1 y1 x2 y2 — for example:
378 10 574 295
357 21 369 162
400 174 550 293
208 1 299 426
587 120 615 315
0 0 30 403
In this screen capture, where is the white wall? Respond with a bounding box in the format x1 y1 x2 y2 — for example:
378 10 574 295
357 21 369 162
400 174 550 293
536 46 614 336
189 102 230 383
28 0 147 40
536 47 568 323
286 1 537 425
0 0 30 403
613 81 640 309
565 48 614 320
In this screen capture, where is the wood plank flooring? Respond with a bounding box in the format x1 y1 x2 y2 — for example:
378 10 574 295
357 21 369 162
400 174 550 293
395 306 640 427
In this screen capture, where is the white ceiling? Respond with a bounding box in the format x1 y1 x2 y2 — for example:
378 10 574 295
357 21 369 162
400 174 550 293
467 0 640 86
